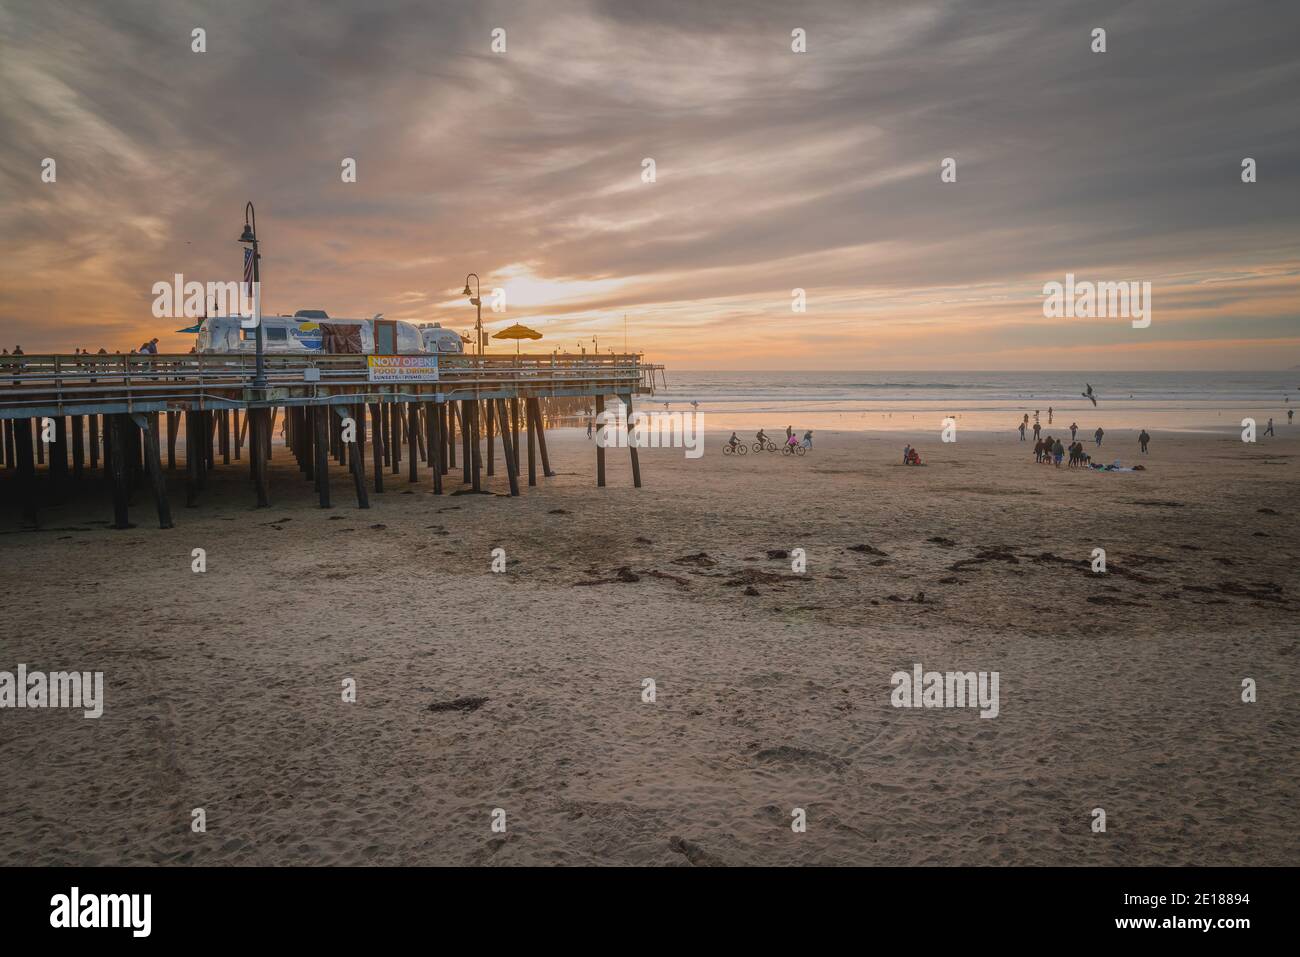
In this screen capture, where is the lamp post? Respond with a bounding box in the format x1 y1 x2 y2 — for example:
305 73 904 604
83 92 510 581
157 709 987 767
238 202 265 391
462 274 482 361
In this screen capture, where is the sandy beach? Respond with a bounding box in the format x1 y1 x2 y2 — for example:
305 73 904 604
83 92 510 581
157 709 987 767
1 426 1296 866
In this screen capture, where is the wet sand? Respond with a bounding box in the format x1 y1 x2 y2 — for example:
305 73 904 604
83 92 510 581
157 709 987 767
0 427 1296 865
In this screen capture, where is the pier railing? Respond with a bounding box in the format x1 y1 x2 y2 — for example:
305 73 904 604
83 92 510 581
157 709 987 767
0 352 662 417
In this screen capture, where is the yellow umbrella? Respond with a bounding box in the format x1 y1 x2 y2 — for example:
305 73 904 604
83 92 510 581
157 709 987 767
491 322 543 354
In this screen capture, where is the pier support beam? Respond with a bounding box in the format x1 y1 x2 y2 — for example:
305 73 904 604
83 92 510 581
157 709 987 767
89 415 99 471
369 402 385 493
132 412 173 529
487 398 495 476
339 405 369 508
314 404 331 508
495 399 520 497
447 403 457 470
526 403 537 487
14 418 37 526
527 398 554 477
251 408 271 508
407 401 419 484
71 415 85 481
430 401 443 495
470 400 482 492
595 395 606 487
460 400 471 484
108 414 131 528
623 393 642 488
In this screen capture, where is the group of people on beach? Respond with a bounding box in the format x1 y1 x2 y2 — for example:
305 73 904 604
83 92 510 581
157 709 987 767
725 426 813 451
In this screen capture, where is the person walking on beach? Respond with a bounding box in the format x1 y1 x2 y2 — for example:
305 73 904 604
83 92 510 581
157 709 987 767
586 418 593 439
1052 437 1064 467
1288 409 1294 425
1139 429 1150 453
1263 417 1275 437
1094 426 1104 447
1048 406 1054 424
802 430 813 449
1018 420 1026 441
1069 422 1078 442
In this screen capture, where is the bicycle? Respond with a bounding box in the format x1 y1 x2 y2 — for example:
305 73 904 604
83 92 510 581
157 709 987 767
751 441 777 452
722 443 747 456
781 444 806 456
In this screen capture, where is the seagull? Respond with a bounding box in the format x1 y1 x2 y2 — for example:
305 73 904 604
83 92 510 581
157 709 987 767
1081 383 1098 407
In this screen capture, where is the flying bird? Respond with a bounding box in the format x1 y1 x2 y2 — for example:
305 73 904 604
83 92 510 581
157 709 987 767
1082 383 1098 407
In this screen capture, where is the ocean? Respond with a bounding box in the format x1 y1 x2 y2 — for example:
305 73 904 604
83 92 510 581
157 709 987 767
646 371 1299 433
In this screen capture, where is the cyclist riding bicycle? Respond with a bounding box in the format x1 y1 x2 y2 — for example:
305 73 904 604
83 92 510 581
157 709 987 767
756 429 769 447
728 432 740 450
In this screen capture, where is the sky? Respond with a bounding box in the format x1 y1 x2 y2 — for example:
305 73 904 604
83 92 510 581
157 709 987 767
1 0 1298 369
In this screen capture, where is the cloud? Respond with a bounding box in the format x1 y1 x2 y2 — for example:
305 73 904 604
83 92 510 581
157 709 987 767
0 0 1297 367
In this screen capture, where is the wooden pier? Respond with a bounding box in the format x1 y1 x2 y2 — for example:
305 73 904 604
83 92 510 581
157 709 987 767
0 352 661 528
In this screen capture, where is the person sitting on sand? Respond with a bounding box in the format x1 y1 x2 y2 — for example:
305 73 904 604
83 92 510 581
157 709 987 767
907 447 921 466
1139 429 1150 453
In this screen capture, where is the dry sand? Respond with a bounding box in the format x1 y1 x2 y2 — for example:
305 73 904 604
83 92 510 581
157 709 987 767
1 427 1296 865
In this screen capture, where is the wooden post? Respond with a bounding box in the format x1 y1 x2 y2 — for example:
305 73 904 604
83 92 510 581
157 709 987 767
431 401 443 495
14 418 37 526
624 393 642 488
315 404 331 508
71 415 85 480
448 402 457 469
238 408 249 456
470 400 482 492
89 414 99 471
595 395 606 487
338 405 368 508
132 412 173 529
487 397 495 476
185 411 201 506
3 419 13 471
50 415 68 496
165 412 176 470
108 414 130 528
252 408 270 507
495 399 520 496
232 409 240 461
527 402 537 486
205 410 216 471
407 401 418 483
529 398 555 477
460 400 471 484
392 403 403 474
36 418 44 465
369 402 385 493
511 397 521 475
416 402 428 462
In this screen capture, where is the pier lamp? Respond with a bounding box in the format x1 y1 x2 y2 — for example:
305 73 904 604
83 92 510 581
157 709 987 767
239 202 266 391
462 274 482 360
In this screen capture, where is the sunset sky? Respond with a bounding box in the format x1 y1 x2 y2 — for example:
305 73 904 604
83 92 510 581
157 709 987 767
1 0 1297 368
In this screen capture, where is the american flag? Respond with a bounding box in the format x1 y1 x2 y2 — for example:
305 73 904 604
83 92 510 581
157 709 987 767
243 246 255 287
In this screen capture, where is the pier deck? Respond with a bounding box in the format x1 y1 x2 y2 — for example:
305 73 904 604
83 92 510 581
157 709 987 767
1 352 663 527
